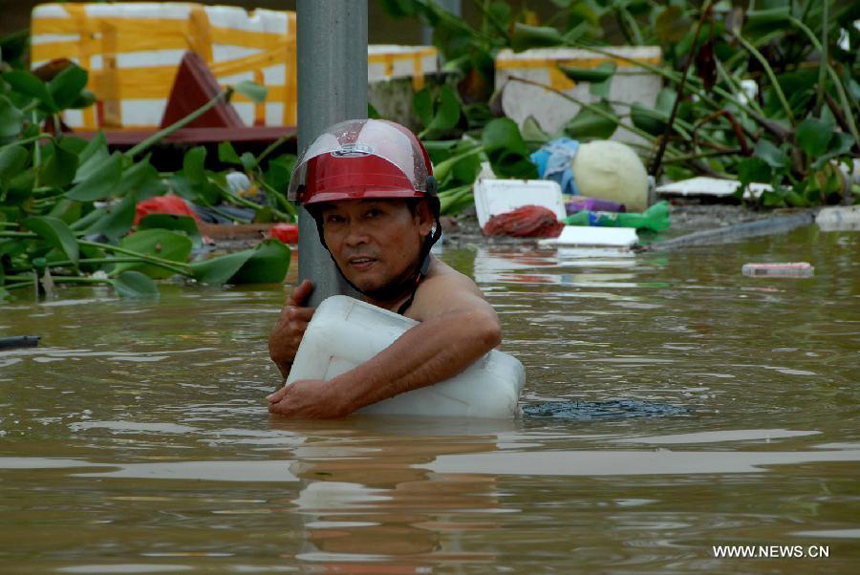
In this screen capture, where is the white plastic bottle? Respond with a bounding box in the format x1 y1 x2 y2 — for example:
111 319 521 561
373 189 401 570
285 296 526 418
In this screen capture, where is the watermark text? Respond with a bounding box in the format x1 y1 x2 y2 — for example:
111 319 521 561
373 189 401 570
713 545 830 559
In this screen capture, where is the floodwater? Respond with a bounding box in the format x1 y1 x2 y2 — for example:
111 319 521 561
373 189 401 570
1 224 858 573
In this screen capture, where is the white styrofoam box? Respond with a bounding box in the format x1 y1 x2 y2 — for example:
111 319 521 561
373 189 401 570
495 46 663 146
474 178 566 229
538 226 638 248
286 296 525 418
656 176 771 199
816 206 860 232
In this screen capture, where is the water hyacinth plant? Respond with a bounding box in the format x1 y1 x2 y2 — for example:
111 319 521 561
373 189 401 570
1 32 297 301
381 0 859 210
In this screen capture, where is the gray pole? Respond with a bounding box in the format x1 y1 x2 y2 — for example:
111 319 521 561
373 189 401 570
297 0 367 306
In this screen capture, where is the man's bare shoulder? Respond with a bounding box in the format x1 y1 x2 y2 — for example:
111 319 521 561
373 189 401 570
406 259 492 321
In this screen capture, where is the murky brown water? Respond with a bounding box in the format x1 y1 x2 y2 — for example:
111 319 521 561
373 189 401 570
1 225 858 573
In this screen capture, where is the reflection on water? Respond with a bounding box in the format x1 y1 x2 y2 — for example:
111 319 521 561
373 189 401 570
1 225 858 572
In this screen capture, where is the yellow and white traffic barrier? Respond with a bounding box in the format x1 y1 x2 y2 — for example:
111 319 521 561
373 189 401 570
30 3 438 130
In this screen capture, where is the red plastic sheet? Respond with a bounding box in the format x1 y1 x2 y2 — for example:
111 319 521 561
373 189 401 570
269 223 298 244
134 195 200 225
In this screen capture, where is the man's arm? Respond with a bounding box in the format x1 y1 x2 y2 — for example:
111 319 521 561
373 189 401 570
267 272 501 418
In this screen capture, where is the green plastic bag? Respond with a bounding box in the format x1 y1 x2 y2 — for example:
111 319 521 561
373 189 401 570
563 200 670 231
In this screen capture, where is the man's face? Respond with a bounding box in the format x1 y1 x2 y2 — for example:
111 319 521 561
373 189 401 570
320 199 433 295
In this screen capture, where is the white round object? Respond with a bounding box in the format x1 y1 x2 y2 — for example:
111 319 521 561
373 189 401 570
571 140 649 212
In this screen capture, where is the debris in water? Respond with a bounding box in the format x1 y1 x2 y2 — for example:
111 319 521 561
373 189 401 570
742 262 814 278
523 400 688 420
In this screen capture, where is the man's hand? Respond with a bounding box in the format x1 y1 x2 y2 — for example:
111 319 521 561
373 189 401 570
267 379 349 419
269 279 315 379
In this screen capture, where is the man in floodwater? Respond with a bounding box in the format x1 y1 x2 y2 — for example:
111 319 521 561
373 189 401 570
267 119 501 418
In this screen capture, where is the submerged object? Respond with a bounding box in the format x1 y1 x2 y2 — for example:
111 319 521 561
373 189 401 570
286 296 526 418
0 336 40 350
742 262 814 278
523 400 688 420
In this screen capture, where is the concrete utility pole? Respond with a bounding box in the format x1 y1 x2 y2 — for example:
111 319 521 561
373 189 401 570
296 0 367 306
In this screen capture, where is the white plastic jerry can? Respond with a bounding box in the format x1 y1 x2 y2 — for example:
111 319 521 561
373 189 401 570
285 296 526 418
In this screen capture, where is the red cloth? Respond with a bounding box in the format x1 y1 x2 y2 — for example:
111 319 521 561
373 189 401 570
482 205 564 238
269 223 298 244
134 195 200 225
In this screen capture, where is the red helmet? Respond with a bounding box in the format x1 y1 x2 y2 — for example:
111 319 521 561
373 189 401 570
289 119 435 205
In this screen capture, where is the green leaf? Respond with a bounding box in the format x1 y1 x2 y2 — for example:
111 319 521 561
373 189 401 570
47 198 82 225
263 154 295 194
848 78 860 102
39 142 78 188
745 7 790 31
796 118 835 157
73 133 109 183
737 157 772 186
483 118 529 157
70 89 97 110
47 64 88 111
3 70 57 112
482 118 538 179
84 193 137 241
5 170 35 203
22 216 79 265
521 115 550 144
114 157 160 197
558 61 617 84
511 23 563 52
0 29 29 67
240 152 257 171
0 95 25 141
112 270 159 299
190 239 291 285
69 206 106 231
65 151 123 201
0 145 29 188
183 146 207 184
77 132 107 168
753 139 789 170
138 214 201 248
190 250 253 285
233 81 267 104
413 88 434 128
218 141 242 165
421 85 461 138
630 103 668 136
563 101 618 139
655 88 677 115
231 239 291 284
784 190 808 207
113 229 192 279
